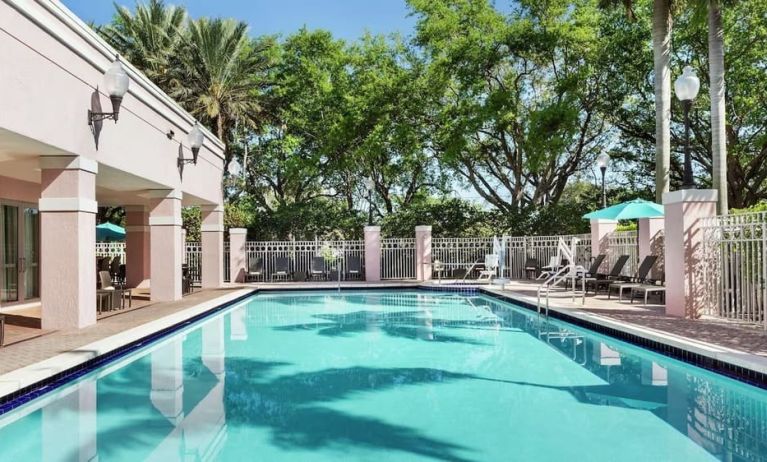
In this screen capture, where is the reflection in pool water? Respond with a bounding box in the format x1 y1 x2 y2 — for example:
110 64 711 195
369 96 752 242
0 291 765 461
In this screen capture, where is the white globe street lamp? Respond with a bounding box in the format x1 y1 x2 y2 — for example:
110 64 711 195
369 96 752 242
674 66 700 189
596 153 610 208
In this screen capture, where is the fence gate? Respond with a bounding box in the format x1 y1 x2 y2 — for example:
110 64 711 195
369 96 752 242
381 238 416 280
701 212 767 327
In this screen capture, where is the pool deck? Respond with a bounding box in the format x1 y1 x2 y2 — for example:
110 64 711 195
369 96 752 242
2 279 767 402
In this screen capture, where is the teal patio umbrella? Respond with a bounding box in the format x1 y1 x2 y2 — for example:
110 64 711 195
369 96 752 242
583 199 664 221
96 222 125 242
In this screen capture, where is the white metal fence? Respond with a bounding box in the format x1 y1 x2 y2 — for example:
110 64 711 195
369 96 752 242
381 238 416 280
432 237 494 278
95 242 126 262
184 242 230 284
701 212 767 327
606 231 638 277
245 240 365 281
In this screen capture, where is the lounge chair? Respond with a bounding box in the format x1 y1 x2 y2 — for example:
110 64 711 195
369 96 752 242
630 274 666 304
478 254 499 282
310 256 327 281
346 255 363 280
584 255 630 295
607 255 658 301
582 254 607 278
98 270 132 310
537 256 561 280
523 258 540 279
247 257 264 281
271 257 291 281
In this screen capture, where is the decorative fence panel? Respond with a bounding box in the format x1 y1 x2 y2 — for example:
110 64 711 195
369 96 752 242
432 237 494 278
381 238 416 280
523 234 592 275
701 212 767 327
606 231 638 277
184 242 231 284
95 242 126 262
245 240 365 281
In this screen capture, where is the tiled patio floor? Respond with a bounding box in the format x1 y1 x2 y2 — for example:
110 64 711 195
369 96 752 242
0 287 247 376
493 280 767 357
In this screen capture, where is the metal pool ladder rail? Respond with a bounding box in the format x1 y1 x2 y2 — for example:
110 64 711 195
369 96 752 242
536 237 586 317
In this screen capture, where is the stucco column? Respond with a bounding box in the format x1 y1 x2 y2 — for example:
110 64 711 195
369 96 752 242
415 225 432 281
662 189 718 317
39 155 97 329
151 338 184 425
590 219 617 273
125 205 151 289
229 228 247 283
201 205 224 288
364 226 381 282
638 217 664 279
149 189 183 302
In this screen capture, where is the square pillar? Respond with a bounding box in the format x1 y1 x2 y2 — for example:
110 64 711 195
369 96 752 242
39 156 97 329
125 205 151 289
229 228 247 283
590 219 617 273
201 205 224 288
638 217 664 279
151 338 184 425
662 189 718 317
364 226 381 282
149 190 183 302
415 225 432 281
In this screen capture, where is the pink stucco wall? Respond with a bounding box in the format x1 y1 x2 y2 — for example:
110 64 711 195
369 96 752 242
364 226 381 282
415 226 432 281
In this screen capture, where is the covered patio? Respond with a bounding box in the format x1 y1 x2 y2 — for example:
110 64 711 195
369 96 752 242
0 0 227 332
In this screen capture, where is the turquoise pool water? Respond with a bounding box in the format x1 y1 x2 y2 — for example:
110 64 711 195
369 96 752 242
1 291 765 461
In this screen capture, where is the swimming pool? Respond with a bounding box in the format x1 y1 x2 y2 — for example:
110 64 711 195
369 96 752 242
0 290 765 461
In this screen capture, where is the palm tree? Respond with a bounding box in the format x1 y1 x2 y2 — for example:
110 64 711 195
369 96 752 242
99 0 186 92
171 18 271 164
599 0 673 204
708 0 727 213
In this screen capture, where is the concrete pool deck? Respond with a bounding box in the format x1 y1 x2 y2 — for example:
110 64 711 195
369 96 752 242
2 279 767 403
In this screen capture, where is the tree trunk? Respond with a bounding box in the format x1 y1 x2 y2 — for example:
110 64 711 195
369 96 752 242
708 0 728 214
652 0 672 204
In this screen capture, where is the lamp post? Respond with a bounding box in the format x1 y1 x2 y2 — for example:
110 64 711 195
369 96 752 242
364 178 374 225
596 153 610 208
674 66 700 189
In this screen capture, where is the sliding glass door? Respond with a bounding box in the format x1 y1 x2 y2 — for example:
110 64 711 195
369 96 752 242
0 203 39 304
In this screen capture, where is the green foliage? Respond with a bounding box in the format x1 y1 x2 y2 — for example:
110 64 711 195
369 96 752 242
381 198 494 237
182 207 201 241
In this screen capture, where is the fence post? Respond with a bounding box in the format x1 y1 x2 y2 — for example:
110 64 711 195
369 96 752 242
415 225 432 281
638 217 664 279
364 226 381 281
229 228 248 283
663 189 718 317
590 219 617 273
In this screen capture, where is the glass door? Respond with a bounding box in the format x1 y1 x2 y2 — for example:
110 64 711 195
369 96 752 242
23 207 39 300
1 205 19 303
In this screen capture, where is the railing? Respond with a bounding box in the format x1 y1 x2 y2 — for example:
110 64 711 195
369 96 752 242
525 234 592 275
95 242 126 262
381 238 416 279
185 242 231 284
701 212 767 327
245 240 365 281
432 237 494 279
607 231 638 277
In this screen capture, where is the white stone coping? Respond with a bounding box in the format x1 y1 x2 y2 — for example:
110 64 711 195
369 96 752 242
479 286 767 376
0 288 253 400
663 189 718 205
228 228 247 235
201 224 225 232
415 225 433 232
39 156 98 174
363 226 381 232
38 198 98 213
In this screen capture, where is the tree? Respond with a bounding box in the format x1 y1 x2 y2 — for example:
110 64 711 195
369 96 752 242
99 0 186 91
171 18 273 166
410 0 614 213
707 0 727 213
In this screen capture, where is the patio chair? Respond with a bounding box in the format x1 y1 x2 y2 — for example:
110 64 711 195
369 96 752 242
584 255 630 295
109 255 121 279
582 254 607 278
310 256 327 281
607 255 658 301
523 258 540 279
346 255 363 280
98 270 132 311
99 256 112 272
247 257 264 282
478 254 499 282
537 256 560 280
271 257 290 281
630 273 666 305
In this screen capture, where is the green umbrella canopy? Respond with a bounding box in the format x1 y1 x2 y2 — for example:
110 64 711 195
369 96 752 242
96 222 125 242
583 199 664 221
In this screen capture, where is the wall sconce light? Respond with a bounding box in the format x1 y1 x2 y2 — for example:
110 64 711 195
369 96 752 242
88 56 129 125
177 122 205 179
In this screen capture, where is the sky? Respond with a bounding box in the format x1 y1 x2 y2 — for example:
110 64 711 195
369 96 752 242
61 0 417 41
